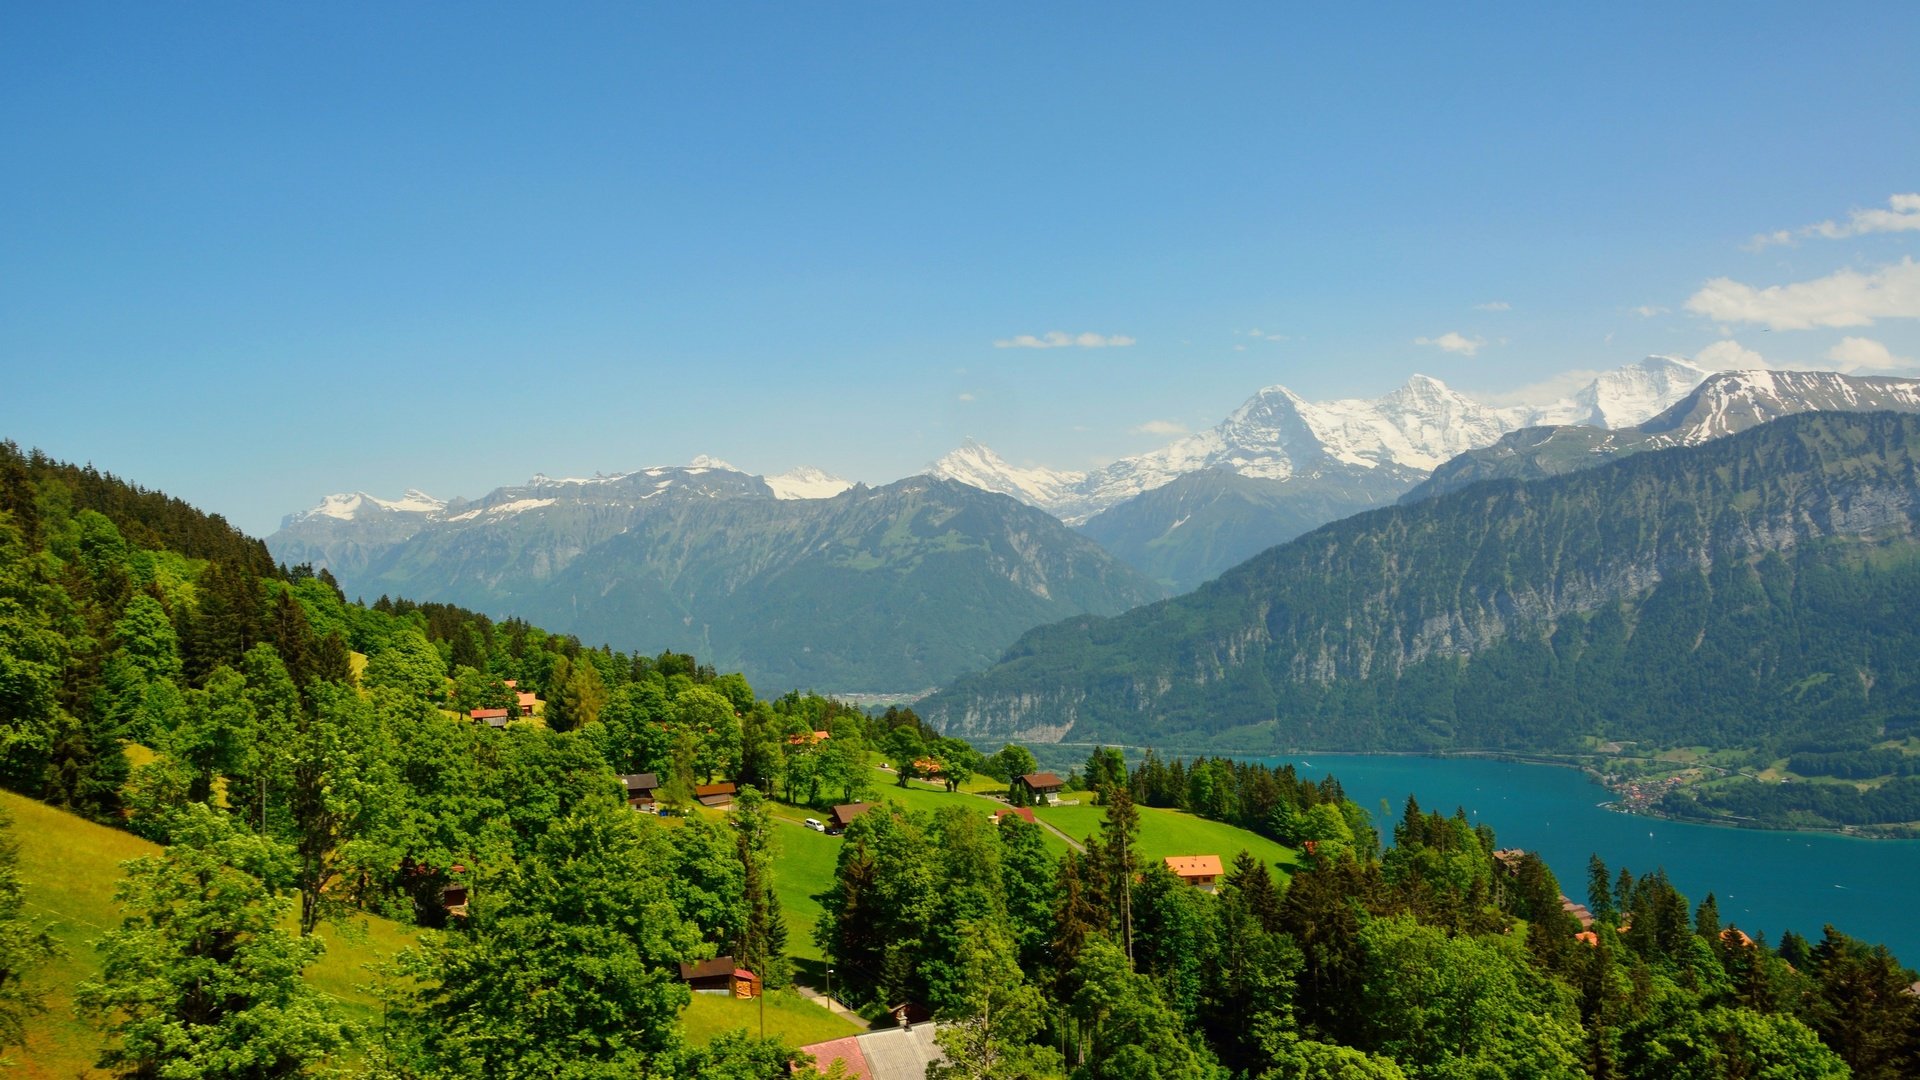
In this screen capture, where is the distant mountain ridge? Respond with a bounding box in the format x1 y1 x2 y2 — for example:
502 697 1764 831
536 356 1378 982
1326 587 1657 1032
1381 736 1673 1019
928 356 1714 591
929 356 1713 526
1405 369 1920 504
268 464 1161 694
921 411 1920 755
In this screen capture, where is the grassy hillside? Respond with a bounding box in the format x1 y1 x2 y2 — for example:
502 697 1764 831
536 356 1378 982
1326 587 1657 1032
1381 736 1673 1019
3 791 413 1079
1033 800 1300 874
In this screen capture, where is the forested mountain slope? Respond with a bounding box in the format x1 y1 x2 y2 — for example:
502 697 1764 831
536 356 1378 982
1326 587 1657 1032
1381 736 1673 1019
923 411 1920 754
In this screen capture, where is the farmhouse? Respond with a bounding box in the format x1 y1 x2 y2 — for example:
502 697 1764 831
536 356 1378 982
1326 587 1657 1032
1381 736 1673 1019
1015 772 1065 805
1163 855 1223 891
618 773 659 807
694 781 737 809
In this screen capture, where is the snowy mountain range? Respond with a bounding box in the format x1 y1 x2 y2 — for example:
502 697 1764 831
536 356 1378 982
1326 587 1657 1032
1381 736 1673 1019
1405 368 1920 503
929 356 1713 525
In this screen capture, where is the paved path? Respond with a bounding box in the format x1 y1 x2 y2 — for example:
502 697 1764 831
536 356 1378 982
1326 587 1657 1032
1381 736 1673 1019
791 981 872 1028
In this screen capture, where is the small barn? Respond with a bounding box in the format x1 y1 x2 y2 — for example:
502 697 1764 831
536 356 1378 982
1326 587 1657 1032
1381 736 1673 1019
695 782 737 809
679 956 760 997
469 707 510 728
829 802 876 834
1164 855 1224 891
1015 772 1065 805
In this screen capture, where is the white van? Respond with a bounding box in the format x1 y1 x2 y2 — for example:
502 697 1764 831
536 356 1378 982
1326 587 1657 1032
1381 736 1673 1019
803 818 826 832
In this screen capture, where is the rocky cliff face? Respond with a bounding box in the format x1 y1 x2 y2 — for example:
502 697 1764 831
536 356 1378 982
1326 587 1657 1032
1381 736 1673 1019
923 412 1920 753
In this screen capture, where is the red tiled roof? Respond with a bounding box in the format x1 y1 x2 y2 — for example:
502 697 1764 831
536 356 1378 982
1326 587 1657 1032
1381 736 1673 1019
796 1036 869 1079
469 708 509 720
992 806 1036 824
1164 855 1223 879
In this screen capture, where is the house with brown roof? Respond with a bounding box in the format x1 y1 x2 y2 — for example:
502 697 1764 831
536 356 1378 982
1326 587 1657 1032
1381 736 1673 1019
469 707 510 728
695 781 737 808
1164 855 1224 891
829 802 876 834
1560 896 1596 929
679 956 760 998
516 691 538 713
618 773 659 807
1015 772 1065 805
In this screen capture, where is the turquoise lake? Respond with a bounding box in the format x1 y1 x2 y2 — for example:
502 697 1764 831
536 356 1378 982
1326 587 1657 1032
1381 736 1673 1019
1248 754 1920 964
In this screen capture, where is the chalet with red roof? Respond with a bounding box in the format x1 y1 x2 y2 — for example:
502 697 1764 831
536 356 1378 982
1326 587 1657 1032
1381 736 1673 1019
1015 772 1065 805
1163 854 1223 891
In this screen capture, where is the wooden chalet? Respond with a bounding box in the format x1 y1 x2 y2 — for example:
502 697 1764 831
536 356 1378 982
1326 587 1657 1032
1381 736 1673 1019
991 806 1036 826
1014 772 1065 805
694 781 737 808
1163 854 1223 891
516 691 538 713
679 956 760 998
619 773 660 807
829 802 876 834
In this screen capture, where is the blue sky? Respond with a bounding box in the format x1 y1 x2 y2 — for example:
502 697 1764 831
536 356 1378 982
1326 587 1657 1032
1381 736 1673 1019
3 4 1918 535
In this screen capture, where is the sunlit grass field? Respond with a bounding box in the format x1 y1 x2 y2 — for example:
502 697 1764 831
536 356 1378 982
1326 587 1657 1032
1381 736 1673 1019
1032 801 1300 875
3 791 412 1079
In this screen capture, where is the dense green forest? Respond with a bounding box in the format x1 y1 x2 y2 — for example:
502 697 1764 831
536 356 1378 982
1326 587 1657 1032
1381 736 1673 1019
2 440 1916 1078
926 413 1920 800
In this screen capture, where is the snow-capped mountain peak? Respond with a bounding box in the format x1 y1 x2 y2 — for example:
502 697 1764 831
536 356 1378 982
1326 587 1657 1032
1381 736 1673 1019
764 466 855 500
288 489 445 525
929 439 1088 508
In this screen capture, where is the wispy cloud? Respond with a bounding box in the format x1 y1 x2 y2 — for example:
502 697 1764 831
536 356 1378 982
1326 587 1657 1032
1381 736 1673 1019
1747 193 1920 250
1474 301 1511 312
1826 336 1915 373
956 392 976 403
1131 419 1189 437
1685 257 1920 330
1413 331 1486 356
1633 305 1670 317
1241 328 1289 341
994 331 1137 349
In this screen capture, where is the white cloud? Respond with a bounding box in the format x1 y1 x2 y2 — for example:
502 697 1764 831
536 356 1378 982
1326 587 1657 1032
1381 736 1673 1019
1131 419 1189 437
1685 258 1920 330
1474 301 1511 311
956 392 976 403
1747 193 1920 249
1826 336 1915 373
994 331 1137 349
1693 339 1770 371
1633 305 1670 317
1413 331 1486 356
1241 328 1290 341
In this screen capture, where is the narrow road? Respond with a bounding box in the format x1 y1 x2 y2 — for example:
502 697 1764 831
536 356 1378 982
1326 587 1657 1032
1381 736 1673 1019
790 981 871 1028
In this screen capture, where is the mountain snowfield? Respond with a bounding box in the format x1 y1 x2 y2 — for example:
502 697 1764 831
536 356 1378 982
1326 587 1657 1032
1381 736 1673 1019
929 356 1713 524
